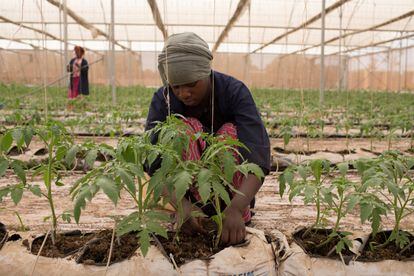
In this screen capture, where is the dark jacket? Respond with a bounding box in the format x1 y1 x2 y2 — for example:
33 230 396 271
145 71 271 175
68 58 89 95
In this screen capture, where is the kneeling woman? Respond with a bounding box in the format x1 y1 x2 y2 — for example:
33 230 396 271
145 32 270 245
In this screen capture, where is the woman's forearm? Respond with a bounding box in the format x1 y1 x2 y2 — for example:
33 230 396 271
228 174 262 213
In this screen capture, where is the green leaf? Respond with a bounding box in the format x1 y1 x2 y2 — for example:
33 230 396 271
65 145 79 167
174 171 192 202
304 185 316 204
337 163 348 176
128 164 145 179
1 131 13 153
23 127 33 147
346 195 359 214
0 158 8 177
197 169 212 203
73 186 91 223
222 151 236 183
297 166 307 180
310 160 323 182
55 181 64 187
336 240 345 254
278 174 286 197
289 184 304 202
55 145 67 161
139 230 150 257
29 185 42 197
0 187 10 202
118 168 136 194
360 203 373 223
12 129 24 149
85 149 98 168
146 220 168 239
147 151 158 168
96 176 119 205
159 154 174 175
121 145 136 163
238 163 264 179
284 170 294 185
11 161 26 184
212 182 231 205
62 212 72 223
385 181 399 198
11 186 23 205
371 208 382 235
146 210 170 222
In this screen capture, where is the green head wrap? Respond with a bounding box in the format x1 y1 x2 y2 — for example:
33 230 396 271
158 32 213 86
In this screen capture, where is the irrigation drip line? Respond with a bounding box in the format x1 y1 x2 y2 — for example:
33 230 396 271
17 57 104 99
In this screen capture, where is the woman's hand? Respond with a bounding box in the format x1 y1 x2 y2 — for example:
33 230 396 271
221 205 246 245
176 198 207 235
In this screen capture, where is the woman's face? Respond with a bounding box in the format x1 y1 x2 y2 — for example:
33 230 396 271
74 48 82 58
171 78 210 107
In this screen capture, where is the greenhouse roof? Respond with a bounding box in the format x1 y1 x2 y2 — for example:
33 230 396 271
0 0 413 55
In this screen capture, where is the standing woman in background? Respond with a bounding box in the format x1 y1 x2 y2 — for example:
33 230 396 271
67 46 89 100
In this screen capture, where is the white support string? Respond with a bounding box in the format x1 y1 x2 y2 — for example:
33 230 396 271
211 70 215 134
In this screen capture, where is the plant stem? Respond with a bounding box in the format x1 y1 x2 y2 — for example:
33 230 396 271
214 195 222 249
138 177 143 216
316 187 321 227
14 211 27 231
334 193 344 232
46 143 57 241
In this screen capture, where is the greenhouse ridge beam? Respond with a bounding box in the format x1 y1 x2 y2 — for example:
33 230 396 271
212 0 250 53
288 10 414 55
8 38 369 49
250 0 351 54
0 15 59 40
0 34 64 56
10 21 411 33
350 44 414 58
0 15 102 56
0 35 39 50
147 0 168 40
0 47 32 55
329 33 414 55
45 0 136 55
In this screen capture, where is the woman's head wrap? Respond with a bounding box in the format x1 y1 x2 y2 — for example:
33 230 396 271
158 32 213 86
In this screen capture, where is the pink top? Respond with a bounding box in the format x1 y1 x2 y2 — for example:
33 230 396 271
73 58 82 77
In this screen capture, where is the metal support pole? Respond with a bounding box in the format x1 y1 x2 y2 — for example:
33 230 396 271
398 32 403 93
404 37 408 90
63 0 68 86
320 0 326 106
386 47 391 91
127 41 132 86
338 5 343 92
343 55 348 90
110 0 116 104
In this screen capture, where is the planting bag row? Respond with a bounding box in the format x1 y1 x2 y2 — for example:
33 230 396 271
0 227 276 276
270 229 414 276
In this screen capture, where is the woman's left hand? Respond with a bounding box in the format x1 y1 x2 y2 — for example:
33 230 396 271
220 205 246 245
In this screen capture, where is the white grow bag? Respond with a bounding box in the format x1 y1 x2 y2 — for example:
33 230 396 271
270 229 414 276
0 227 276 276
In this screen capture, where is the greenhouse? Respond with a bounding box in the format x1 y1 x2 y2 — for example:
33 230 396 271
0 0 414 275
